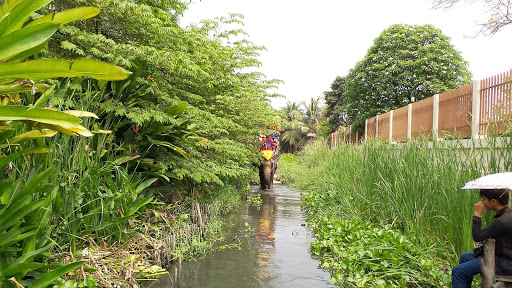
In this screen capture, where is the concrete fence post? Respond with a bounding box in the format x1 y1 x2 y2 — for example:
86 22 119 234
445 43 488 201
472 80 481 140
433 94 439 140
389 110 394 143
365 119 368 141
407 104 412 141
375 115 379 140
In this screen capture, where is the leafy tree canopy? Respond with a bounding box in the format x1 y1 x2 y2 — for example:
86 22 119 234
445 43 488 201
344 24 471 131
323 76 348 132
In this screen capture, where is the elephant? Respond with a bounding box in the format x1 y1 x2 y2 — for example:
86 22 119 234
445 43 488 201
259 154 279 189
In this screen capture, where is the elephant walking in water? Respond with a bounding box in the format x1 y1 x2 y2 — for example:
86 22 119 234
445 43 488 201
259 154 279 190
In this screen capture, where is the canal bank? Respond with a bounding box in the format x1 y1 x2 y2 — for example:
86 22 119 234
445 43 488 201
149 183 334 288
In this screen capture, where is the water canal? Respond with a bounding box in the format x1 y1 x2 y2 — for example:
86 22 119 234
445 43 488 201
149 183 335 288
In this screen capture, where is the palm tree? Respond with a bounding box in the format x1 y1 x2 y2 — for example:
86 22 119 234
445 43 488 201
282 101 302 121
279 98 324 153
301 97 323 133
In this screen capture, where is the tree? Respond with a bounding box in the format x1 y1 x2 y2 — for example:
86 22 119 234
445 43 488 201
301 97 323 133
344 24 471 131
433 0 512 35
279 98 324 153
323 76 348 132
281 101 302 120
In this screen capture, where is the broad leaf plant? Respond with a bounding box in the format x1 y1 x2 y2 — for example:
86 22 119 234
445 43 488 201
0 0 130 286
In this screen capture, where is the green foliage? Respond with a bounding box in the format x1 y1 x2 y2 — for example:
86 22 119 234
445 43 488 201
279 99 324 153
323 76 348 132
0 0 130 92
44 0 281 193
48 145 156 247
311 218 450 287
0 0 132 285
344 24 472 131
0 167 87 287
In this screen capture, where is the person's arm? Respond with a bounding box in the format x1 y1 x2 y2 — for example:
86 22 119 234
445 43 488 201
472 217 504 242
472 202 504 242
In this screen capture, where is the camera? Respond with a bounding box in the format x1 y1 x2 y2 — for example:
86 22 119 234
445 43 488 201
473 244 484 258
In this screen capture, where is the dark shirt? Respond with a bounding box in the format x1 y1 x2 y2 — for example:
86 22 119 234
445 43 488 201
472 206 512 274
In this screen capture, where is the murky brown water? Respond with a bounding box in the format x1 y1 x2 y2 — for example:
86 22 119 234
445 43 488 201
148 183 335 288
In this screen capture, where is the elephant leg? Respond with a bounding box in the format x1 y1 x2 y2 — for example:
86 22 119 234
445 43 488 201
261 159 272 189
268 169 274 189
259 164 266 189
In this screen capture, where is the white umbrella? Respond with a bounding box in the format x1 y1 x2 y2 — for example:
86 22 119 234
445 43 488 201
461 172 512 190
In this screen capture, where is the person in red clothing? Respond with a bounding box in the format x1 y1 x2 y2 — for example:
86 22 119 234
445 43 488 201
260 135 276 151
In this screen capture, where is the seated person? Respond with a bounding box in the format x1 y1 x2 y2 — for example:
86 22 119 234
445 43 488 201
452 189 512 288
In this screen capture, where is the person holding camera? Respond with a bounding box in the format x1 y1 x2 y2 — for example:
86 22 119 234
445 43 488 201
452 189 512 288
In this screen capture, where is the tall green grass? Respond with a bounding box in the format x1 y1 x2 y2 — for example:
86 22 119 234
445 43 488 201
280 136 512 258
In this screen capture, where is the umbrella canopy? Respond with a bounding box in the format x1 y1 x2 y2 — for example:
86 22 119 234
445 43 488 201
461 172 512 190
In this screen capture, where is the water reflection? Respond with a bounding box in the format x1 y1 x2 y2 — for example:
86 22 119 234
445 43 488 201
253 191 277 282
149 184 334 288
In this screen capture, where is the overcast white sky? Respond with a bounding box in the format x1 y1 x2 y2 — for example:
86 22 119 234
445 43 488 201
180 0 512 110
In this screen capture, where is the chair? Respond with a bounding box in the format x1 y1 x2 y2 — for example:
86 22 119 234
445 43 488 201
480 239 512 288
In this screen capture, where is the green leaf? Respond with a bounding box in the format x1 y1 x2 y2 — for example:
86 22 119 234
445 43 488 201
165 102 189 116
135 178 158 194
19 168 55 202
34 122 93 137
35 204 53 247
0 198 46 231
28 261 86 288
113 155 139 165
0 0 52 36
0 83 51 94
33 85 54 108
0 147 49 170
0 179 12 204
0 106 81 128
0 59 132 81
0 228 22 247
0 0 24 23
26 7 100 28
63 110 99 119
147 138 188 159
1 231 36 248
0 247 22 253
0 262 44 278
0 23 59 63
9 129 57 144
127 196 153 216
3 245 49 270
3 40 48 63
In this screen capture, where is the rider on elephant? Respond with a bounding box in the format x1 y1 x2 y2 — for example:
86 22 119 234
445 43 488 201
260 135 276 151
